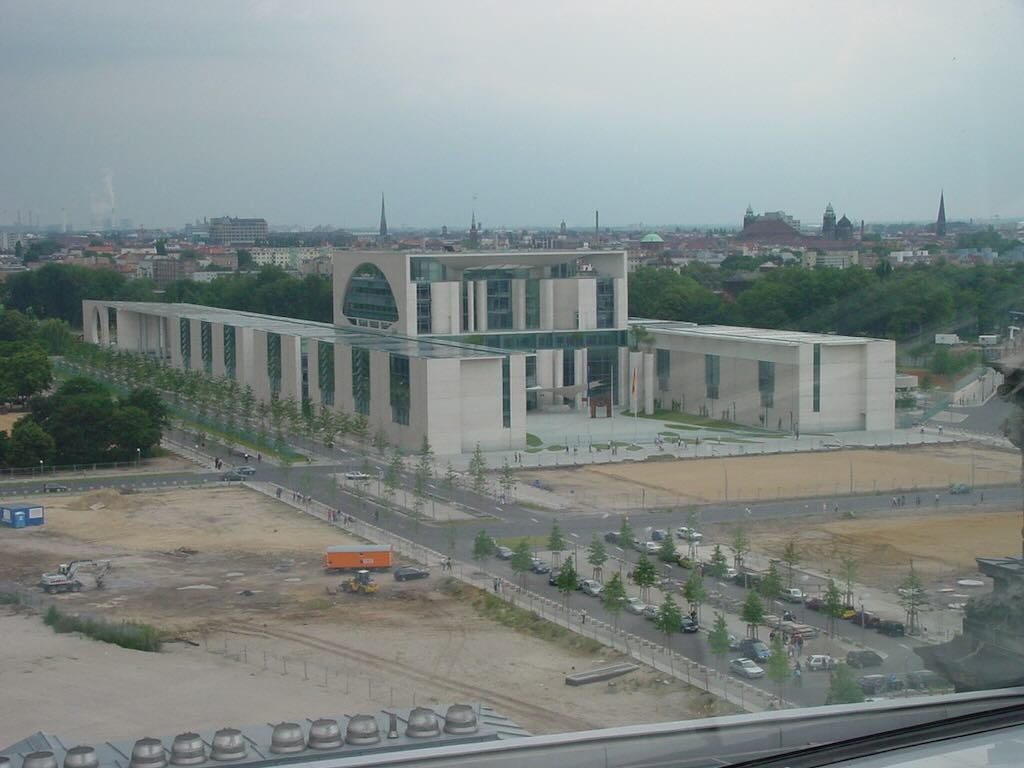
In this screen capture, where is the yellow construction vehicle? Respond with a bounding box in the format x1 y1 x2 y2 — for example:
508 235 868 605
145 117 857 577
340 569 379 595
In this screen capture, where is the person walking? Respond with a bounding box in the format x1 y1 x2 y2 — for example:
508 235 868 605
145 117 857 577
581 609 587 625
794 661 803 687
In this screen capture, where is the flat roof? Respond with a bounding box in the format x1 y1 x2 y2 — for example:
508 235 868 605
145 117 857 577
100 302 507 360
639 320 880 346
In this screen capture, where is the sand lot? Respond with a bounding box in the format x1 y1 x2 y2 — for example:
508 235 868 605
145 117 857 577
0 486 724 741
519 444 1019 508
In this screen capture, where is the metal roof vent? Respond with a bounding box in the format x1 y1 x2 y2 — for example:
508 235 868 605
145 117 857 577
23 753 57 768
63 747 99 768
129 738 167 768
405 708 441 739
443 704 478 734
169 733 206 766
210 729 246 762
345 715 380 746
269 723 305 754
306 719 343 750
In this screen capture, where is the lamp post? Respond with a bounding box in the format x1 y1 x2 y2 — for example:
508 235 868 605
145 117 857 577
39 459 44 489
136 447 141 468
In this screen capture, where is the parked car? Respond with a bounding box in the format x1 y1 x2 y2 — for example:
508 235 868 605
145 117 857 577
846 650 884 668
803 596 822 611
806 654 836 671
548 569 561 586
781 588 804 603
652 529 669 542
496 546 514 560
345 471 371 481
949 483 972 495
580 579 603 597
604 531 620 544
730 658 765 679
642 604 660 620
905 669 949 690
632 538 645 552
530 558 550 574
725 567 738 579
234 466 256 476
625 597 648 615
850 610 881 628
877 620 906 637
675 526 703 542
644 541 661 555
393 566 429 581
727 634 741 651
680 616 699 633
221 472 246 482
840 607 857 620
859 674 903 696
739 638 770 662
43 483 70 493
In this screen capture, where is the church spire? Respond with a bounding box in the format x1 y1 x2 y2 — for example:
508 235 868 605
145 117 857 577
379 194 388 239
936 191 946 237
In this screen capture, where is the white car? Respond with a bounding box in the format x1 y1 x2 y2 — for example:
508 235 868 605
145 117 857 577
625 597 648 615
781 588 804 603
730 657 765 679
642 604 660 620
345 471 371 481
676 526 704 542
806 654 836 672
725 567 738 579
580 579 603 597
644 541 661 555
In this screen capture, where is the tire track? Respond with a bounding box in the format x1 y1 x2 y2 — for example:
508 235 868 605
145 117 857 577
224 621 592 733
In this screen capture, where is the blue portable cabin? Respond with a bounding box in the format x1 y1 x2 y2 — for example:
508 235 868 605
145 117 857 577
0 505 45 528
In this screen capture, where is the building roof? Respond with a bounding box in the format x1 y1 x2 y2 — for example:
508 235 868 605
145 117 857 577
636 320 881 346
640 233 664 243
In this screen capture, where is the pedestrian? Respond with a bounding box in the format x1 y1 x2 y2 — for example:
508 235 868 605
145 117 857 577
794 663 803 687
980 491 985 503
934 493 940 506
916 495 921 506
795 633 804 655
276 487 282 499
493 578 499 593
374 509 380 522
257 452 262 463
834 503 839 514
581 609 587 624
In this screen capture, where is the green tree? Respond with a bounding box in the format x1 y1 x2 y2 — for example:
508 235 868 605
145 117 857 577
601 572 628 629
826 663 866 705
760 561 784 603
765 632 791 701
6 418 56 467
510 539 533 587
839 553 858 607
373 426 388 455
707 613 732 671
706 544 729 579
382 447 403 511
547 521 567 568
0 343 51 400
657 534 677 563
823 578 844 638
898 561 929 634
34 318 74 354
472 530 496 562
740 590 765 638
654 594 682 650
468 443 489 496
556 556 578 607
683 570 708 620
618 517 635 549
781 537 801 589
586 535 608 580
498 458 515 502
731 525 750 570
124 387 169 428
412 437 433 518
442 460 459 501
631 553 657 603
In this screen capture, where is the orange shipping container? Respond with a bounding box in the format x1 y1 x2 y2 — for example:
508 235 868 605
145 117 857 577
324 545 393 571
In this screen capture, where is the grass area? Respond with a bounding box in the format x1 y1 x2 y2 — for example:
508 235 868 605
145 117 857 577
44 605 162 652
714 437 756 444
644 454 676 462
624 408 741 430
658 430 680 437
440 578 604 654
546 445 567 452
525 447 544 453
0 591 21 605
496 534 549 548
663 423 700 431
526 433 543 447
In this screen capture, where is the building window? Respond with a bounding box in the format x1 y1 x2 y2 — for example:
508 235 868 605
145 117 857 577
267 333 282 396
318 341 335 406
200 321 213 374
410 257 445 282
223 326 236 380
300 342 309 404
501 357 511 428
461 281 471 333
525 279 540 329
562 350 575 386
705 354 720 401
758 360 775 408
352 347 370 416
487 279 513 330
390 354 410 426
587 348 618 404
416 282 432 334
813 343 821 413
179 318 191 370
596 278 615 328
656 349 670 391
342 263 399 326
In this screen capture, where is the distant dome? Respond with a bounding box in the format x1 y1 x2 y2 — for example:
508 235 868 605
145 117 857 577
640 233 664 243
837 214 851 225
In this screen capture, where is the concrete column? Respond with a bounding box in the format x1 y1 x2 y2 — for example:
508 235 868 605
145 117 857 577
189 319 202 372
335 341 353 414
618 347 630 408
249 330 270 402
540 279 554 329
507 353 526 448
628 351 642 412
475 280 488 332
211 323 226 377
512 278 526 330
614 277 628 328
464 281 474 333
577 279 597 330
116 309 140 353
574 348 587 409
643 350 655 415
535 349 554 409
170 316 183 369
307 340 321 406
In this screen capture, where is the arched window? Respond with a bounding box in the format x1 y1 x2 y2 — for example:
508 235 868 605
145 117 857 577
342 264 398 328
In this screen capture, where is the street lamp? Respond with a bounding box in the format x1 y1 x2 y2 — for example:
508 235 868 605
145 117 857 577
136 447 141 467
39 459 44 488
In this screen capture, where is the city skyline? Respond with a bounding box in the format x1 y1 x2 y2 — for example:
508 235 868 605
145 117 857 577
1 1 1022 230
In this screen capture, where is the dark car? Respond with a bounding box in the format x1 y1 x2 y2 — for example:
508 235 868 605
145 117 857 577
221 472 246 482
530 558 550 574
43 483 70 493
803 596 822 611
680 616 700 633
850 611 881 628
846 649 884 668
234 466 257 476
603 531 620 544
394 566 429 581
739 638 770 662
877 620 906 637
905 669 948 690
548 569 561 587
859 674 903 696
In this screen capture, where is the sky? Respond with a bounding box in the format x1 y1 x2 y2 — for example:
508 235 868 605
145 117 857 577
1 0 1022 231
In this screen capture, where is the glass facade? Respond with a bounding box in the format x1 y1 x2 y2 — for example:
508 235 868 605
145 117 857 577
657 349 670 391
410 257 446 282
433 329 627 353
596 277 615 328
223 325 236 380
501 356 511 428
486 279 513 330
525 278 540 329
389 353 410 425
416 282 432 334
352 347 370 415
267 332 282 396
200 321 212 374
318 341 334 406
705 354 720 400
587 348 618 403
300 341 309 403
342 264 399 328
813 343 821 412
562 349 575 386
525 355 537 410
179 318 191 370
758 360 775 408
461 281 471 332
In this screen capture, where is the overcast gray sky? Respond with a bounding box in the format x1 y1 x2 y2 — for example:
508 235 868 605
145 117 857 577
1 0 1021 230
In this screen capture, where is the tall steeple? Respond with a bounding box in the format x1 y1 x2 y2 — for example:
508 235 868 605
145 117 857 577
379 194 388 239
936 191 946 237
469 210 479 247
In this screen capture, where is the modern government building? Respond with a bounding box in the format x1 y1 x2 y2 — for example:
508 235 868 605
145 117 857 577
83 250 895 455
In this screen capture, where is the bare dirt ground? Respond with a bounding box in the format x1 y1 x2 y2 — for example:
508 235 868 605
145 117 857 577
0 486 726 742
518 444 1019 508
0 411 26 432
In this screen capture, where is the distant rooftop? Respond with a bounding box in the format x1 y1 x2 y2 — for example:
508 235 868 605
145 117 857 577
633 319 879 346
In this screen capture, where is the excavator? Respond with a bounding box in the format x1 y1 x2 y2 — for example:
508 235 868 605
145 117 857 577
339 569 379 595
40 559 111 594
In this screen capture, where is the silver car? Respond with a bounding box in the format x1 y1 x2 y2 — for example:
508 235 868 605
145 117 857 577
580 579 603 597
625 597 648 615
730 657 765 679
